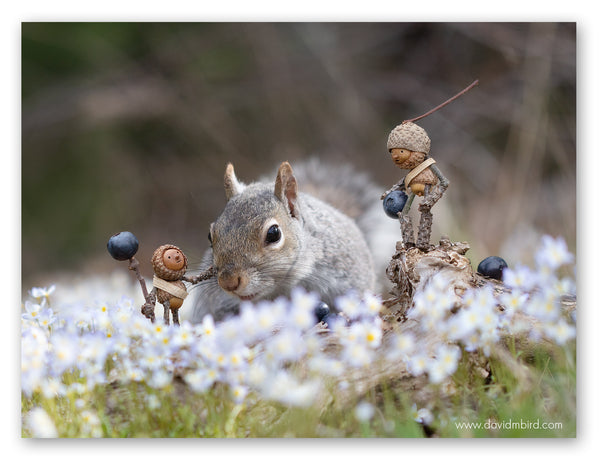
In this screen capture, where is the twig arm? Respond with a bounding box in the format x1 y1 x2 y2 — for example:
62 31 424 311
128 257 151 302
380 178 406 200
183 266 217 284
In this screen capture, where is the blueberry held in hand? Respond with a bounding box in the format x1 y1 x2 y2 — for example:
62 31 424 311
383 190 409 219
313 302 330 323
107 231 139 261
477 256 508 280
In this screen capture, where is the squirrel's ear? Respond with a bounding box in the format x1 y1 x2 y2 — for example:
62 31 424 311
274 161 299 219
224 163 245 200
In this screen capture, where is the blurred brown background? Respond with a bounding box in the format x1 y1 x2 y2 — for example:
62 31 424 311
22 22 576 288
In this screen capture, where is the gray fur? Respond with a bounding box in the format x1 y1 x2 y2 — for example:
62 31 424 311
188 161 389 323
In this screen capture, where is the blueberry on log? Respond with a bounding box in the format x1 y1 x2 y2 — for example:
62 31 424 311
477 256 508 280
313 302 330 323
383 190 409 219
107 231 139 261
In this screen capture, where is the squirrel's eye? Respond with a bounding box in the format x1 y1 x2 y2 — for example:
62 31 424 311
265 224 281 244
208 230 212 245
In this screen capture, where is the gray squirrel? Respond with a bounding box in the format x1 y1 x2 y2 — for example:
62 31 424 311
187 159 397 323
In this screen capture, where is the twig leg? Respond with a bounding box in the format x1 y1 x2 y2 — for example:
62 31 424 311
417 184 441 251
171 308 180 326
417 206 434 251
399 192 416 248
400 214 415 248
163 300 170 326
416 168 449 251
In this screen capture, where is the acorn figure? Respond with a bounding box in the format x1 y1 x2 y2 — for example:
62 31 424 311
382 121 449 251
108 231 217 326
149 244 189 325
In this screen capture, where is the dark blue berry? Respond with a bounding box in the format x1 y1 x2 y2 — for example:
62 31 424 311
477 256 508 280
107 231 139 261
383 190 408 219
313 302 330 323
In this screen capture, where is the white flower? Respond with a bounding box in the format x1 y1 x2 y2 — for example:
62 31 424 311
264 327 306 363
462 331 482 353
342 341 373 367
148 369 172 388
237 304 261 341
411 403 434 425
544 318 576 345
68 382 87 396
480 329 500 357
498 290 528 317
126 314 153 337
171 321 196 348
288 288 320 329
139 346 168 372
25 407 58 438
526 292 561 322
363 319 383 349
406 353 429 376
427 344 461 384
279 380 320 407
125 366 145 382
336 292 363 320
30 285 56 300
80 409 102 437
477 304 500 335
230 385 248 404
22 301 42 321
227 347 250 370
78 332 111 368
112 306 134 328
387 332 416 360
554 277 576 297
185 369 217 393
262 371 320 407
36 307 57 329
21 325 49 386
308 356 345 377
354 401 375 422
145 394 161 410
217 317 244 350
363 292 384 317
246 362 269 387
50 332 78 375
254 298 287 333
453 307 482 338
200 314 216 338
535 235 574 271
411 281 454 329
503 264 539 291
40 377 67 399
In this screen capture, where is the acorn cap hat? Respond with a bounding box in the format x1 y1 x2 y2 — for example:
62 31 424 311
151 244 188 280
387 122 431 154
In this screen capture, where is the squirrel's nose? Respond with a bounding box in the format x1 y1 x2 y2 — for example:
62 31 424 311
218 272 242 292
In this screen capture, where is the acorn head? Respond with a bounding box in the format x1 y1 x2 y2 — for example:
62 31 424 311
151 244 188 280
387 122 431 155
